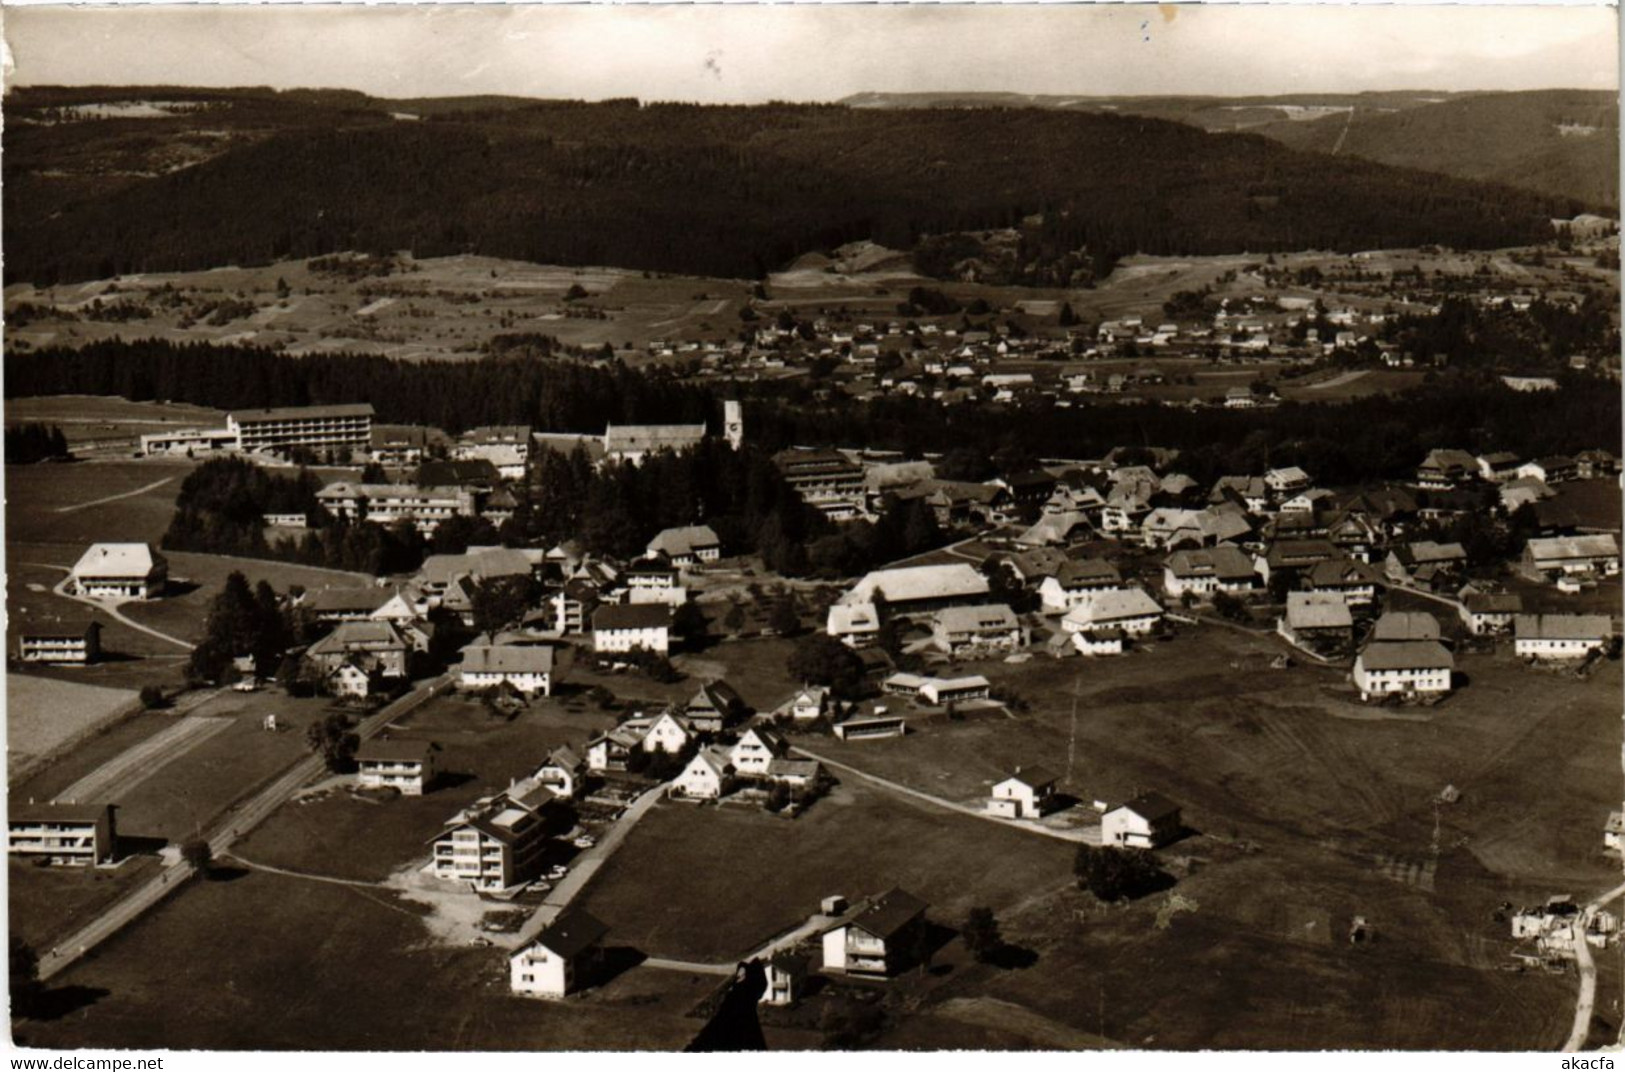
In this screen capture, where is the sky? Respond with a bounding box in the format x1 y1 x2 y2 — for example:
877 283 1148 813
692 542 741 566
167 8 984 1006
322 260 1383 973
2 3 1618 103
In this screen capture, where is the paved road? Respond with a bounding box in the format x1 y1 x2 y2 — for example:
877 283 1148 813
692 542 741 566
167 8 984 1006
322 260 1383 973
53 714 232 803
1563 880 1625 1052
514 779 670 946
38 677 449 981
789 745 1102 845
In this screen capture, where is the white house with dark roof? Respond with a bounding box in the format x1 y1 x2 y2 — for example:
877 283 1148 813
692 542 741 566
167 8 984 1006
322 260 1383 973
930 604 1025 656
1163 545 1256 599
1038 559 1124 612
1515 614 1612 660
510 909 609 998
821 888 929 977
357 739 439 795
1102 793 1183 849
1370 611 1441 643
601 423 706 465
69 543 168 600
1352 640 1454 700
839 563 991 616
1306 558 1383 606
987 766 1058 819
826 602 882 647
646 525 722 567
1461 592 1523 635
1060 588 1164 636
533 747 586 799
592 603 671 654
457 640 555 696
672 747 733 800
730 727 786 776
1279 592 1354 650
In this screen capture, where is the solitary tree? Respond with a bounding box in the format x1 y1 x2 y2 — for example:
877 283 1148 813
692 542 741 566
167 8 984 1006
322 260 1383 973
181 838 213 876
961 907 1003 962
723 601 747 637
768 598 802 638
306 714 360 772
1074 845 1166 902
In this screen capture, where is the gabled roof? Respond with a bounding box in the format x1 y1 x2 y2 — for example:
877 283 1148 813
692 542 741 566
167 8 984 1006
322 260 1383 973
843 888 929 941
527 909 610 959
308 620 408 656
1395 541 1466 566
1050 558 1121 589
302 585 390 613
417 458 500 487
1464 592 1523 614
592 603 672 631
767 758 821 780
1357 640 1453 671
689 680 745 715
1516 614 1613 641
1166 544 1254 581
459 643 555 675
843 563 990 606
1001 766 1058 790
1307 558 1381 587
1063 588 1163 625
1370 611 1441 642
1526 535 1620 561
545 746 583 772
1108 791 1181 823
647 525 722 558
358 738 435 763
934 603 1019 633
1284 591 1353 630
603 423 706 455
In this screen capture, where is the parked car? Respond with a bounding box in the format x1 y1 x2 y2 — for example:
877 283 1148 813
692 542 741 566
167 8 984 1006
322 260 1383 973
572 835 596 849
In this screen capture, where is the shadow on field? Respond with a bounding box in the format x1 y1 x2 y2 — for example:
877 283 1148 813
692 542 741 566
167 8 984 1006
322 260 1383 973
592 946 648 989
204 865 251 883
432 771 478 792
117 835 169 858
30 984 111 1022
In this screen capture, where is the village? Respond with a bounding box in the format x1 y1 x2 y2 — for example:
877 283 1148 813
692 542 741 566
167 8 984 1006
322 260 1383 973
7 351 1624 1049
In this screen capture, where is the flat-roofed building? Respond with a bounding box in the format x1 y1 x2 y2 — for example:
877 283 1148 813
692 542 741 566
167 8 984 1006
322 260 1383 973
9 802 117 866
429 787 562 891
227 403 374 454
17 616 102 665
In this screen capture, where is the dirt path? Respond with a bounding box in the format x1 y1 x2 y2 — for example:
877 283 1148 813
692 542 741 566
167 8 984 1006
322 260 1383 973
1564 881 1625 1050
53 714 232 803
1305 369 1371 391
50 575 195 651
789 744 1102 845
54 476 175 514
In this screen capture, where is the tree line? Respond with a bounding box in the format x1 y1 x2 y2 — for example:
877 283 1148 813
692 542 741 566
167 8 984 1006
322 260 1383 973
4 423 70 464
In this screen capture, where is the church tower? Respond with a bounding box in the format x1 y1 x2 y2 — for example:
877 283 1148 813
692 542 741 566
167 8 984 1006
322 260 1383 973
724 400 744 451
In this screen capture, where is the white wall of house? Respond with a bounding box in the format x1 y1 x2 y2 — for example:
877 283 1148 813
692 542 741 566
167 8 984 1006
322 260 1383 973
595 626 670 654
1352 664 1451 699
510 943 570 998
1102 809 1158 849
460 669 551 696
1516 637 1604 659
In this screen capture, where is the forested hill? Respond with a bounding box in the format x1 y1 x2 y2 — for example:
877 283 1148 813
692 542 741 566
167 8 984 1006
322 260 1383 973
846 89 1619 211
4 89 1585 286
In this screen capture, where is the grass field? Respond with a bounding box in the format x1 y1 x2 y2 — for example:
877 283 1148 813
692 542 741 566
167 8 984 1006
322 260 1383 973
235 692 618 882
8 856 165 953
5 459 192 549
6 674 141 781
4 396 226 451
578 778 1076 963
118 551 374 646
14 869 720 1051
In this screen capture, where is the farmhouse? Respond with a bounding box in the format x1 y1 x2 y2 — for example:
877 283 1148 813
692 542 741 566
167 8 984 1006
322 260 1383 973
1278 592 1354 652
1478 451 1523 483
1102 793 1183 850
1514 615 1612 660
821 888 929 977
69 543 168 600
930 604 1025 656
1038 559 1124 612
1163 545 1256 599
457 640 554 697
17 617 102 665
1305 558 1383 606
1264 466 1312 498
227 403 374 455
452 425 531 480
1256 539 1339 583
1060 588 1164 636
299 586 390 624
987 767 1058 819
764 758 823 792
1369 611 1441 643
430 786 563 891
1385 541 1467 587
621 558 685 605
1416 448 1481 490
839 563 991 617
602 423 706 466
1461 592 1523 636
646 525 723 567
306 620 410 680
1352 641 1454 701
356 739 438 796
591 604 672 655
1517 456 1578 485
8 802 117 866
1524 535 1621 578
510 909 609 999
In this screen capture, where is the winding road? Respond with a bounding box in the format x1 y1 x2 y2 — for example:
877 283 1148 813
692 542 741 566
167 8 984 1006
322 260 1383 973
1563 881 1625 1052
